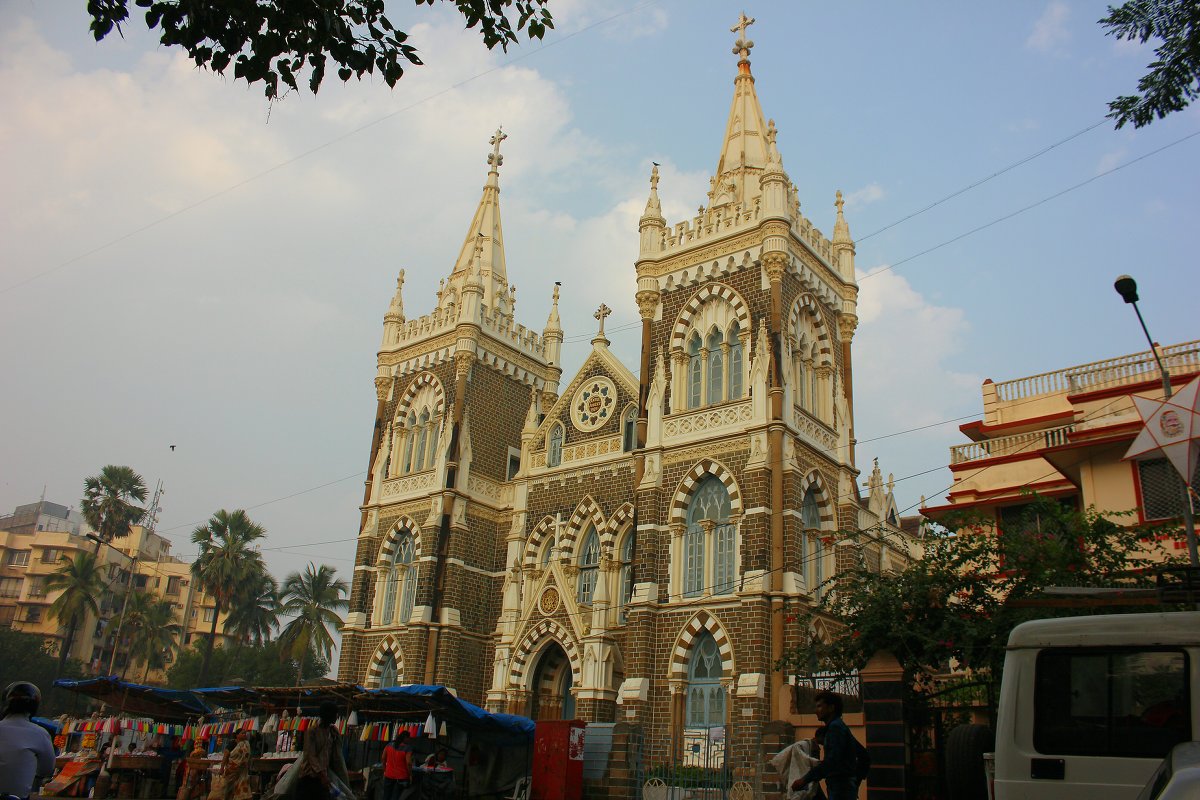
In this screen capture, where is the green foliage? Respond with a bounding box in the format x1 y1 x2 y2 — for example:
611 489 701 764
1100 0 1200 128
165 638 327 689
121 593 183 681
779 495 1185 683
85 0 554 99
81 465 148 546
0 627 87 716
45 550 108 673
223 572 281 647
278 563 348 679
191 508 269 684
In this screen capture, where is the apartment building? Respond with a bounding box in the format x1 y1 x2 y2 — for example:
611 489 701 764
0 502 234 683
922 339 1200 551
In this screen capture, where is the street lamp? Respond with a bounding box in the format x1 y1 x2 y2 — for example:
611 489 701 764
87 534 138 676
1113 275 1198 567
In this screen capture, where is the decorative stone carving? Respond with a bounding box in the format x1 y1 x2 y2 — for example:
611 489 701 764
538 587 561 616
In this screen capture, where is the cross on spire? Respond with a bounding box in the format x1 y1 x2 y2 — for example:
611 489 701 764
730 11 755 58
594 303 612 336
488 127 507 170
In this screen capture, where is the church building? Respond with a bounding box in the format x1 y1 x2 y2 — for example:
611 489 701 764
338 17 916 749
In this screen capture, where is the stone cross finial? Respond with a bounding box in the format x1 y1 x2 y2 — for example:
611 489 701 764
488 127 507 169
730 11 755 57
594 303 612 336
835 190 845 215
396 269 406 290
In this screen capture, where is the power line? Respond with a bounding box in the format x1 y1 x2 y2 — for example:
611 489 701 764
856 119 1109 242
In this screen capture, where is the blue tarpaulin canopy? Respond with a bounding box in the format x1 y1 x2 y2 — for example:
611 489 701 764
354 685 534 740
52 676 211 720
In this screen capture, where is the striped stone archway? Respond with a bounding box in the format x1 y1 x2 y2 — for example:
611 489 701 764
668 611 735 680
670 459 743 524
395 371 446 418
376 515 424 566
509 618 582 690
670 283 752 351
798 470 836 531
365 635 406 687
786 294 834 365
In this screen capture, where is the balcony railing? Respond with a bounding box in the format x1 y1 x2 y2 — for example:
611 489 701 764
993 340 1200 402
950 423 1076 465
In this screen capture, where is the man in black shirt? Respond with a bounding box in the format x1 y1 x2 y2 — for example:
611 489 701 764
790 691 868 800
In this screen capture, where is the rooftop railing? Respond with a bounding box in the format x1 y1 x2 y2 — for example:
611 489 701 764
993 340 1200 402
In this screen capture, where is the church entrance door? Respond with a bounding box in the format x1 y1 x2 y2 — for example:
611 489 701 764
528 641 574 720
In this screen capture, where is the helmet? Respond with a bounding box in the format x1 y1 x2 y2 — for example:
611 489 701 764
3 681 41 717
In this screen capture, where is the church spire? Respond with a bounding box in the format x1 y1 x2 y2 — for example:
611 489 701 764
710 12 774 209
444 128 511 315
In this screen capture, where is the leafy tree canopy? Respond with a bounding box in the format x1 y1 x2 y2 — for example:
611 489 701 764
86 0 554 99
0 628 87 716
166 638 327 688
780 495 1186 684
1101 0 1200 128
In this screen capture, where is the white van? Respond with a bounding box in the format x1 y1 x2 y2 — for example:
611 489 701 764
993 611 1198 799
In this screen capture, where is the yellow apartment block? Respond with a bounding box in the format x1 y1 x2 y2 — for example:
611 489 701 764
0 501 233 684
923 340 1200 556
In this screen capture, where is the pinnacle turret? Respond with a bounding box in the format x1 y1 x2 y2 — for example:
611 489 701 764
443 128 511 316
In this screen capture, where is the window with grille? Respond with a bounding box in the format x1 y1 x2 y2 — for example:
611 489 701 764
548 424 564 468
0 578 22 598
40 548 61 564
28 578 46 597
25 607 42 623
1137 458 1200 521
684 476 736 598
0 606 15 626
167 576 181 595
5 550 30 567
379 652 398 688
618 532 635 622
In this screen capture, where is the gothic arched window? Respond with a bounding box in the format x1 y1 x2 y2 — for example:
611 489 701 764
686 630 725 728
401 412 417 473
800 486 822 595
706 329 724 405
576 527 600 605
618 531 635 622
379 651 398 688
548 424 564 468
622 406 637 452
684 476 735 597
728 322 744 400
397 535 418 624
687 333 703 409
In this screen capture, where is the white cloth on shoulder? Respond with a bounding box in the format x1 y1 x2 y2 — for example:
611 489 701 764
770 739 822 800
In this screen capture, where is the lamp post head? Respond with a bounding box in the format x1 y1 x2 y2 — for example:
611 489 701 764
1114 274 1139 304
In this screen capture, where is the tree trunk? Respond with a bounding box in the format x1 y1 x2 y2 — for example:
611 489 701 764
57 614 79 678
197 603 222 686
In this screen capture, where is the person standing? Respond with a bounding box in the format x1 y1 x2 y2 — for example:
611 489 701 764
0 682 57 800
790 691 869 800
295 702 352 800
381 730 413 800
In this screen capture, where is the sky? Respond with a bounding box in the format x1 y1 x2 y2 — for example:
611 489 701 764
1 1 1198 668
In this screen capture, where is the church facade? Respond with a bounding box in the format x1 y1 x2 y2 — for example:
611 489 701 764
338 19 915 743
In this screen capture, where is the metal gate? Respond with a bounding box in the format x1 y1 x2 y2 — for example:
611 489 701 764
632 725 761 800
908 679 995 800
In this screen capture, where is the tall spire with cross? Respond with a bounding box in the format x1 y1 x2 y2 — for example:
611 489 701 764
710 12 776 210
592 303 612 346
444 127 511 315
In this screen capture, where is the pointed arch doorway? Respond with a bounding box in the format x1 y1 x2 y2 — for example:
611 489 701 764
528 642 575 721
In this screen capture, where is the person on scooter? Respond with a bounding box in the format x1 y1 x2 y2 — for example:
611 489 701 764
0 682 57 800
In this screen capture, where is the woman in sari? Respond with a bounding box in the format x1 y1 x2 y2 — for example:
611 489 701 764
222 736 253 800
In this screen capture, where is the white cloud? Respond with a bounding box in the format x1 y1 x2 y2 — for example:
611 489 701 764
1026 2 1071 53
1096 148 1127 175
1007 118 1041 133
844 183 885 210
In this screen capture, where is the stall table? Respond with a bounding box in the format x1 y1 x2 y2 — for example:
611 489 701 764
107 755 165 799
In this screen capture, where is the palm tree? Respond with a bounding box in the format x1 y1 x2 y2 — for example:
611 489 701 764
191 509 267 685
46 552 106 676
278 563 348 681
219 572 280 684
81 465 148 549
122 594 182 682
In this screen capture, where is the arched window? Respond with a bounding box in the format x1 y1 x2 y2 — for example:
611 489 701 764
397 535 418 624
706 329 724 405
687 333 703 409
547 424 564 468
618 532 635 622
415 410 430 469
800 486 822 595
401 412 417 472
381 530 417 626
426 416 440 470
685 476 735 597
576 527 600 605
540 538 553 567
728 322 743 400
379 651 398 688
622 406 637 452
686 630 725 728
